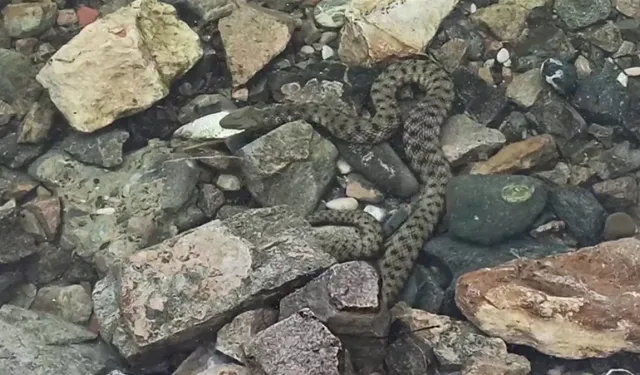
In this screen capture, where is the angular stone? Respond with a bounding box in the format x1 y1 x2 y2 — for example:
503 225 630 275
506 69 544 108
470 134 558 175
554 0 611 30
113 206 335 361
219 2 294 87
441 114 506 167
1 2 58 38
31 284 93 324
592 176 638 211
239 120 338 216
35 0 203 132
244 309 350 375
0 49 42 116
215 308 278 362
471 4 529 41
455 238 640 359
549 185 607 246
279 261 388 373
0 304 119 374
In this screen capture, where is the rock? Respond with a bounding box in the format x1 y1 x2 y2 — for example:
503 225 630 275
1 1 58 38
173 344 250 375
588 123 614 148
314 0 350 28
432 38 468 73
540 58 579 96
336 142 419 198
513 23 577 73
0 304 119 374
215 308 278 362
279 261 388 373
345 174 384 203
462 352 532 375
441 114 506 167
390 302 526 371
244 309 352 375
325 197 359 211
338 0 459 66
61 129 130 168
215 174 242 191
421 234 571 315
581 21 623 53
20 195 61 242
178 0 233 24
447 175 548 245
0 48 42 116
18 94 56 144
35 0 203 133
173 111 244 140
455 238 640 359
0 200 41 264
27 142 202 273
219 2 294 87
587 141 640 180
0 271 23 305
470 134 559 175
238 120 338 216
549 185 607 246
498 111 529 142
591 176 638 211
553 0 611 30
31 284 93 324
385 330 434 375
451 67 508 125
110 206 335 362
603 212 636 241
505 68 543 108
471 3 529 41
617 0 640 18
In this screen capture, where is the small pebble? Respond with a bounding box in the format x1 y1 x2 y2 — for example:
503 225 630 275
603 212 636 241
345 175 384 203
469 3 477 13
319 31 338 45
337 158 352 174
617 72 628 87
496 48 510 64
216 174 242 191
321 45 334 60
326 197 359 211
364 205 386 222
624 67 640 77
300 45 315 55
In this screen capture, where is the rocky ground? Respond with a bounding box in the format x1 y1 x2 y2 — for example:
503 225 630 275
1 0 640 374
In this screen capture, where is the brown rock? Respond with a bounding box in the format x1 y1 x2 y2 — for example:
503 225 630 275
455 238 640 359
470 134 558 175
219 2 294 87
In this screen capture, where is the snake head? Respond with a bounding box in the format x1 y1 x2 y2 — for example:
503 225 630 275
219 107 262 130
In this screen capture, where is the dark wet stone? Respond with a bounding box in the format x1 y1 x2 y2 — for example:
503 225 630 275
385 333 433 375
603 212 636 241
498 111 530 142
587 141 640 180
554 0 611 30
61 129 130 168
0 202 40 264
336 142 419 198
513 24 577 72
451 67 508 125
572 61 626 125
402 264 445 313
446 175 548 245
0 270 23 304
526 91 586 158
549 185 607 246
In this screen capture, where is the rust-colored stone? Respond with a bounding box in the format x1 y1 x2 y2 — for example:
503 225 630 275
470 134 558 175
455 238 640 359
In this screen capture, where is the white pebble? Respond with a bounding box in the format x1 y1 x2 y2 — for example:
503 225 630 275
216 174 242 191
364 205 387 222
321 45 334 60
483 58 495 68
336 158 352 174
326 197 359 211
624 67 640 77
95 207 115 215
469 3 477 13
300 45 315 54
617 72 628 87
496 48 510 64
503 58 512 67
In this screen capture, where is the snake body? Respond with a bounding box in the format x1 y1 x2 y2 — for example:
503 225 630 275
220 58 454 308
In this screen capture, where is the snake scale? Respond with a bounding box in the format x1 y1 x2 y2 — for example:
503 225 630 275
220 58 455 308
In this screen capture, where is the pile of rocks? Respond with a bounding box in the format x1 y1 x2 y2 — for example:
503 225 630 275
2 0 640 374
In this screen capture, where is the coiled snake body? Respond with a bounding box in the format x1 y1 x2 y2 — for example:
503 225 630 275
220 58 454 308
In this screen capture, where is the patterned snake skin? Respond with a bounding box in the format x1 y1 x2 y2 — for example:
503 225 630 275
220 58 455 308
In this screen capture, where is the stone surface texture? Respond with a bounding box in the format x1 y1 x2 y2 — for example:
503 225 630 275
35 0 203 132
455 238 640 359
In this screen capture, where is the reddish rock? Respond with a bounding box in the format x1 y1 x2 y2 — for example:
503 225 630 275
470 134 558 175
455 238 640 359
76 6 100 27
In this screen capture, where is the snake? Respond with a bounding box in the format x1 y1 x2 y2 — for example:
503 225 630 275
219 57 455 309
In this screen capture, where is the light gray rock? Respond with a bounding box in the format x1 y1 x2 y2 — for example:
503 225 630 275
239 120 339 216
31 284 93 324
441 114 506 167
